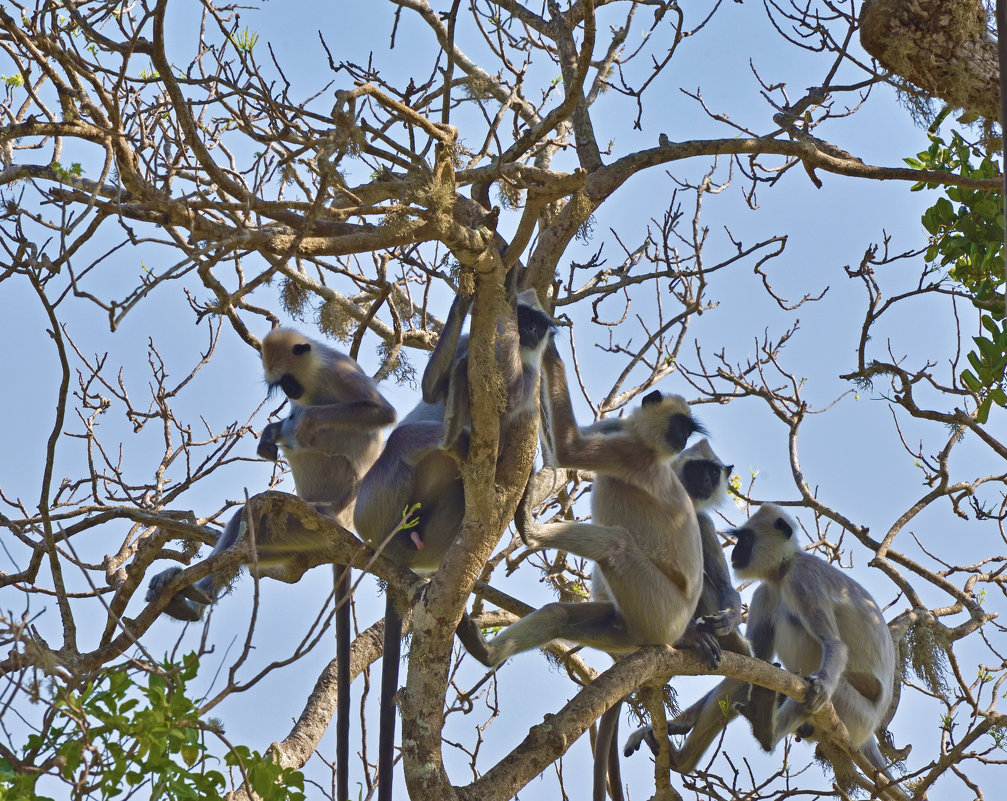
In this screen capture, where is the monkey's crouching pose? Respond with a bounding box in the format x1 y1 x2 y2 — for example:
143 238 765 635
147 328 395 801
627 504 898 784
353 278 554 801
462 341 719 670
734 504 896 775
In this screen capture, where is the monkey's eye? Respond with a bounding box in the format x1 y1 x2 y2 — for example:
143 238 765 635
293 343 311 356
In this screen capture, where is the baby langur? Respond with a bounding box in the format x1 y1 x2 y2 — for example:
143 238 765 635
627 504 898 784
146 328 395 801
461 341 720 673
353 274 553 801
600 439 745 799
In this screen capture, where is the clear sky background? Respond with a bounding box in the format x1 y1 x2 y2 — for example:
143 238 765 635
1 1 1003 799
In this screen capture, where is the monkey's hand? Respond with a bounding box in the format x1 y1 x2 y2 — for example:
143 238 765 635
515 467 566 545
697 606 742 638
802 672 832 712
677 619 722 670
257 423 282 461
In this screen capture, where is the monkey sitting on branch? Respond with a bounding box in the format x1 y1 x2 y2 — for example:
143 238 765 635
626 504 902 794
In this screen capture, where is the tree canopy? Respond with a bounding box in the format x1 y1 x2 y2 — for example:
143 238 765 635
1 2 1005 800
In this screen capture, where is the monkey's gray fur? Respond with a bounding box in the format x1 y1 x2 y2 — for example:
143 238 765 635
599 439 745 799
353 273 553 801
146 328 395 801
147 327 396 618
627 504 899 784
460 342 719 670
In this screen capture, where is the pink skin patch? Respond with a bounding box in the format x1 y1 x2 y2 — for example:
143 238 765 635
410 530 425 550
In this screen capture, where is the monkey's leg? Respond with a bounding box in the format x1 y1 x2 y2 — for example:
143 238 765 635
527 521 697 646
335 563 351 801
668 677 747 773
483 601 633 664
378 593 403 801
593 702 624 801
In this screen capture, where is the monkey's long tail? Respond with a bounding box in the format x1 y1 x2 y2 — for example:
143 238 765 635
594 701 625 801
377 594 403 801
335 563 351 801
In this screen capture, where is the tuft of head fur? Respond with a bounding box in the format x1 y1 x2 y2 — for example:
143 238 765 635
261 327 350 406
674 438 732 512
730 503 798 580
626 392 704 458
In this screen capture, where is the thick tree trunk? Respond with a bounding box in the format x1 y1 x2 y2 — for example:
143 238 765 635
860 0 1000 121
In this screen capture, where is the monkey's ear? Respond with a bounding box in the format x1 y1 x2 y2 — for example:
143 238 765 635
642 390 663 406
773 516 793 538
293 343 311 356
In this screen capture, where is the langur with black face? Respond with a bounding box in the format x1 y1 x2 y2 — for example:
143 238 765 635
593 438 745 801
353 270 553 801
627 504 899 788
146 328 396 801
460 342 720 687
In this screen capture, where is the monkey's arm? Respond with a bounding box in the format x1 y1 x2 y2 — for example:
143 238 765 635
787 569 847 710
541 342 652 477
696 514 743 637
421 292 473 404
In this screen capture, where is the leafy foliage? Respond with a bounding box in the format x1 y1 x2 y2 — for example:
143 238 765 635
0 654 304 801
907 129 1007 422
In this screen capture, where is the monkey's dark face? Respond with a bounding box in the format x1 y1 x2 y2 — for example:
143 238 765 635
517 303 553 349
680 459 723 503
731 527 754 571
731 510 796 578
664 413 703 454
264 340 312 400
278 373 305 399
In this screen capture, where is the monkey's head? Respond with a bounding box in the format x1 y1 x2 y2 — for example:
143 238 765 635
261 327 324 402
516 288 555 354
628 391 705 458
674 438 733 511
730 504 798 580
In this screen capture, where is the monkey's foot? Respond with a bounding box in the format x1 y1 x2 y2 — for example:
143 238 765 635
455 612 496 667
515 467 566 544
623 724 658 758
677 619 722 670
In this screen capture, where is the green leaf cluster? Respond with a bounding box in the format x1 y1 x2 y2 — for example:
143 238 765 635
0 653 305 801
907 128 1007 422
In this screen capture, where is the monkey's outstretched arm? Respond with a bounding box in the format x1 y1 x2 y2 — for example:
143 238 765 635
541 343 653 478
421 291 473 404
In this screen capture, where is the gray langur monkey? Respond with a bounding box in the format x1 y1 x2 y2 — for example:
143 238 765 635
353 273 554 801
627 504 899 784
146 327 395 801
460 341 720 673
597 439 746 800
733 505 897 777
